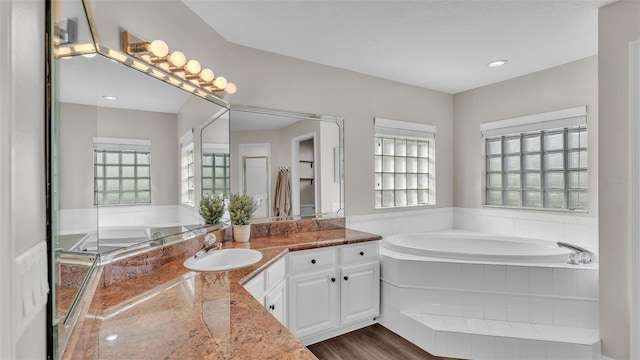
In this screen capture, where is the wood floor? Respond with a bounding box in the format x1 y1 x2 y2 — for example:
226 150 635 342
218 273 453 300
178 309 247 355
307 324 451 360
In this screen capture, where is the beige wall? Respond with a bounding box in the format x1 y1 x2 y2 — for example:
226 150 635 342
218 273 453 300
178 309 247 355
0 0 46 358
598 1 640 358
88 0 454 216
59 103 179 208
226 44 454 216
453 56 599 217
319 121 341 213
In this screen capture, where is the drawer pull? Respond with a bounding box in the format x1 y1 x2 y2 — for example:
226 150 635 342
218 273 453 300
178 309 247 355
344 276 349 281
269 304 275 310
331 277 336 283
311 259 316 264
359 251 364 256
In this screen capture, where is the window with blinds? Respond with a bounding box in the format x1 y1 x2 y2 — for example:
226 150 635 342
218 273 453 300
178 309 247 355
93 137 151 205
481 106 588 211
374 118 436 209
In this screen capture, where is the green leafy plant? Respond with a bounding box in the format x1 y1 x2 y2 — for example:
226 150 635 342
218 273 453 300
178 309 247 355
199 193 225 225
228 193 256 226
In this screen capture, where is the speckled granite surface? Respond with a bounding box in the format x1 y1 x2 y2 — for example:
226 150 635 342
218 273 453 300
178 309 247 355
62 228 380 360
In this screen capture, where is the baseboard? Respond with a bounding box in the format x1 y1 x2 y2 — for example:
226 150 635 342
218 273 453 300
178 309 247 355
300 318 377 346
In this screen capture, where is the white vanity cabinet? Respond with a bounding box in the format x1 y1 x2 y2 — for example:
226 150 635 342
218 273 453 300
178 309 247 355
286 247 339 338
287 241 380 344
339 242 380 325
243 256 287 326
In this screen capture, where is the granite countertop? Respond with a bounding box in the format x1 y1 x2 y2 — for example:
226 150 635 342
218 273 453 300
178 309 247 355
63 228 381 360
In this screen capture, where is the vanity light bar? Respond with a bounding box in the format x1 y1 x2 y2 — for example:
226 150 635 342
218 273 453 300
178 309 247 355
122 31 237 95
55 41 97 58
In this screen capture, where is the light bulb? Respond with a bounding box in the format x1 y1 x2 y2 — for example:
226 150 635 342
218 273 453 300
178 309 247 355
213 76 227 89
185 59 201 75
148 40 169 58
168 51 186 67
200 68 214 82
225 83 237 94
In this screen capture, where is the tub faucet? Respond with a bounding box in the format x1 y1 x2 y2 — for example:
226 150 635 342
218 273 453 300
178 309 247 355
557 242 596 264
194 233 220 259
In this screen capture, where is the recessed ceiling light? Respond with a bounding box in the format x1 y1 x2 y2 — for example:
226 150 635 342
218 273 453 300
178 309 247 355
487 59 508 68
102 96 118 101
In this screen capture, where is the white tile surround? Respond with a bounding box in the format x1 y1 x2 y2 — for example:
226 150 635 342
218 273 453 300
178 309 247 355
347 207 455 237
348 207 600 359
348 207 598 254
453 207 598 254
59 205 201 234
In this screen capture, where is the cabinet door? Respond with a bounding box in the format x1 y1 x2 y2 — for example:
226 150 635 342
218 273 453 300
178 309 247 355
288 268 339 338
265 279 287 327
340 261 380 325
243 272 265 304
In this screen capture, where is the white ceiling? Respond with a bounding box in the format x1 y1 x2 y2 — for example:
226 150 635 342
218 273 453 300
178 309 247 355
230 111 300 131
183 0 614 94
59 54 190 113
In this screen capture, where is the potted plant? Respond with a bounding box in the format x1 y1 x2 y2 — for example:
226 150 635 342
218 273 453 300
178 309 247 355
228 193 256 242
199 193 225 226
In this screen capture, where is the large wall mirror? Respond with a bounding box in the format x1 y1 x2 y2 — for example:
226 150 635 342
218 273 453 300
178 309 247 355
52 0 230 355
226 107 344 221
55 50 229 353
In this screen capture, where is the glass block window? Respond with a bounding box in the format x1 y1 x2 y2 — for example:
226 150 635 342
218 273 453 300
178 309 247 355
483 107 587 211
202 153 230 199
374 118 435 209
94 150 151 205
181 143 194 205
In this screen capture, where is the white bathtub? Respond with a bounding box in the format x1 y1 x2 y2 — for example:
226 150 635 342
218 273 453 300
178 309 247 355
382 229 576 263
75 227 150 253
379 229 601 358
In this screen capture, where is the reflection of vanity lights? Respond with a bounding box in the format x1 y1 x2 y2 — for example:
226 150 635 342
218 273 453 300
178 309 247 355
55 42 96 58
123 31 237 95
102 95 118 101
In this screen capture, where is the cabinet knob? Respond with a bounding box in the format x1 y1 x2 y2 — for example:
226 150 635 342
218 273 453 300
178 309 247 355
311 259 316 264
331 277 336 282
344 276 349 281
359 251 364 256
269 304 275 310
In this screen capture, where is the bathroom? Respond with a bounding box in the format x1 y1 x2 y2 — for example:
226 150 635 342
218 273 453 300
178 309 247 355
1 0 639 359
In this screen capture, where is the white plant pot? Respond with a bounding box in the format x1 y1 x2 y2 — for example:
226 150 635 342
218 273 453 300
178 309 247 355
232 224 251 242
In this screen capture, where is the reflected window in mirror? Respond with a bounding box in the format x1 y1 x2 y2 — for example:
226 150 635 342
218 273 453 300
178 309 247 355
203 144 230 199
180 129 195 206
181 143 195 206
94 137 151 205
374 118 436 209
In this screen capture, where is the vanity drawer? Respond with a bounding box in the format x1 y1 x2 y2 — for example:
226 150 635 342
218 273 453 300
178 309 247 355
340 242 379 264
265 256 286 290
288 247 336 273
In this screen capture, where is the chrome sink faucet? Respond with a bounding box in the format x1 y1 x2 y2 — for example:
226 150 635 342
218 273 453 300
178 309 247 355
194 233 221 259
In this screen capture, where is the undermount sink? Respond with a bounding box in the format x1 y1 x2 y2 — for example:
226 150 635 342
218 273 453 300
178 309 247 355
183 248 263 272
